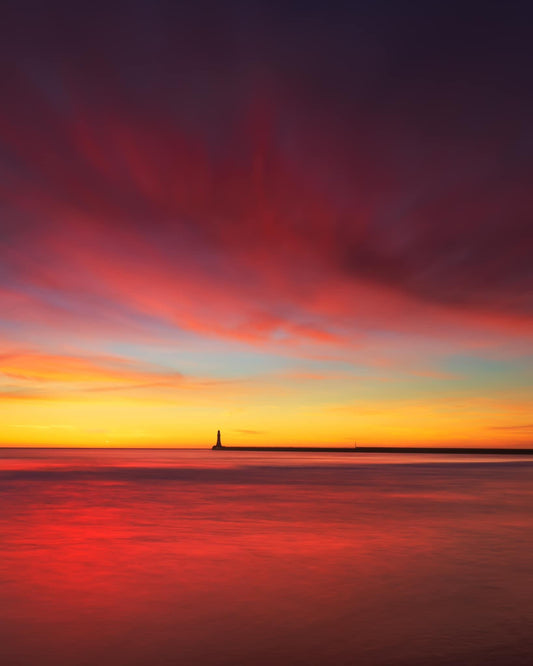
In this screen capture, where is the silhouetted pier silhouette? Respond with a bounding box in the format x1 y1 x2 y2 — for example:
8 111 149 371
211 432 533 455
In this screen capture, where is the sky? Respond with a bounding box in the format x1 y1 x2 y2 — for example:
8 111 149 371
1 0 532 447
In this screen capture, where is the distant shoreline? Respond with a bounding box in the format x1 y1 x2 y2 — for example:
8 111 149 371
213 446 533 455
0 446 532 455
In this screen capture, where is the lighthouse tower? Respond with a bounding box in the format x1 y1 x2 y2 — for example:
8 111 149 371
212 430 222 449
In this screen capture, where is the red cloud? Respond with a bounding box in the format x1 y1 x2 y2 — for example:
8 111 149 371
1 58 532 359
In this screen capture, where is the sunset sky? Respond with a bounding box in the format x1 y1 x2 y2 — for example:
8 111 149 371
1 0 532 447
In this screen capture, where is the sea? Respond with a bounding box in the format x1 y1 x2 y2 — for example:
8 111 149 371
1 448 532 666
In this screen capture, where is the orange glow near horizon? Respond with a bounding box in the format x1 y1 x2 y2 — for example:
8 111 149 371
2 370 532 447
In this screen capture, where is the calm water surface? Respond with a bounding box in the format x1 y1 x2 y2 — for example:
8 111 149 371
1 448 533 665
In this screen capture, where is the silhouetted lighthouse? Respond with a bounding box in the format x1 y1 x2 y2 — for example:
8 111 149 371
213 430 222 449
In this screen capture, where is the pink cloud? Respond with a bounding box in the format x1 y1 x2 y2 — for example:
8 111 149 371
1 76 532 364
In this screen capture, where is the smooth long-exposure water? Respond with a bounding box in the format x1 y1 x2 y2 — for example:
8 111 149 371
1 449 532 665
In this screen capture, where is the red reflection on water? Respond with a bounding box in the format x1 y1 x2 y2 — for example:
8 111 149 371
1 450 533 665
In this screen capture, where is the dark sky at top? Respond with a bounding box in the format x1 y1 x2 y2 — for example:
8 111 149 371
1 0 532 336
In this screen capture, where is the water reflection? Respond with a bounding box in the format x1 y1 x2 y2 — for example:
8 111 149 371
1 449 532 665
